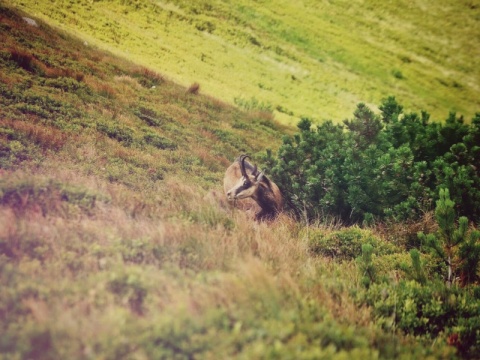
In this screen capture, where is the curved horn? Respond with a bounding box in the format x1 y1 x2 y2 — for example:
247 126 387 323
240 155 250 178
238 154 248 165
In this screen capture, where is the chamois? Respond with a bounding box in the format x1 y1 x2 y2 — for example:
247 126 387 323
224 155 283 220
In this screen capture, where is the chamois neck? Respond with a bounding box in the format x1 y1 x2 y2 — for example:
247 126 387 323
253 184 278 214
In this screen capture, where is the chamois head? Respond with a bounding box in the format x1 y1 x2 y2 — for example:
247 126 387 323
226 155 263 201
224 155 283 220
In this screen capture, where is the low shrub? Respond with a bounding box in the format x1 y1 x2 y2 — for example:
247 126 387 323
97 121 134 146
9 47 43 74
134 106 165 127
0 131 36 168
107 267 148 315
0 177 108 217
308 227 397 260
362 280 480 358
356 193 480 358
1 120 67 154
41 77 91 95
0 84 82 125
143 132 177 150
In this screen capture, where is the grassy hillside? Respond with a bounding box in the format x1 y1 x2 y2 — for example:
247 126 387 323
1 4 479 359
11 0 480 125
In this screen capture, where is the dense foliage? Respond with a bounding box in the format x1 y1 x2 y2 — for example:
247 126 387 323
418 188 480 287
264 97 480 223
358 191 480 358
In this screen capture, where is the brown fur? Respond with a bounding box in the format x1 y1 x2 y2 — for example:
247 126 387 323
224 155 283 220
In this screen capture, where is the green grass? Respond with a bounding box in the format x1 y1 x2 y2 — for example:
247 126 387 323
0 4 477 358
9 0 480 126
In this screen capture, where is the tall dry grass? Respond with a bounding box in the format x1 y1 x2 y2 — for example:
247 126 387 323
0 130 445 358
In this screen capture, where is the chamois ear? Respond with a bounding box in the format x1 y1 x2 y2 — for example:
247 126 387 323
252 164 258 176
256 171 265 182
256 171 272 189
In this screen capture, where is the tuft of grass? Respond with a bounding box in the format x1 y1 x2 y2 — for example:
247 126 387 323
131 66 165 88
392 69 404 80
186 82 200 95
8 47 42 73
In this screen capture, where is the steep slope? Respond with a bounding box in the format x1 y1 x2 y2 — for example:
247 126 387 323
11 0 480 125
0 5 472 359
0 4 286 183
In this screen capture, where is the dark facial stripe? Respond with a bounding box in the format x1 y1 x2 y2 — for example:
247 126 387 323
234 177 252 196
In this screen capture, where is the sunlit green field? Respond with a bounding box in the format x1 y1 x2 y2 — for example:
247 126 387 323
12 0 480 125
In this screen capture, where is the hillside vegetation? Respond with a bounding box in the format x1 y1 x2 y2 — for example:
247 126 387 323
1 4 480 359
11 0 480 125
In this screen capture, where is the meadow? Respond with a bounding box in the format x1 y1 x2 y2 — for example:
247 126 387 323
1 3 479 359
12 0 480 125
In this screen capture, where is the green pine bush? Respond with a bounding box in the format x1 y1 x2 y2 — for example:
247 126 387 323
418 188 480 287
264 98 480 224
